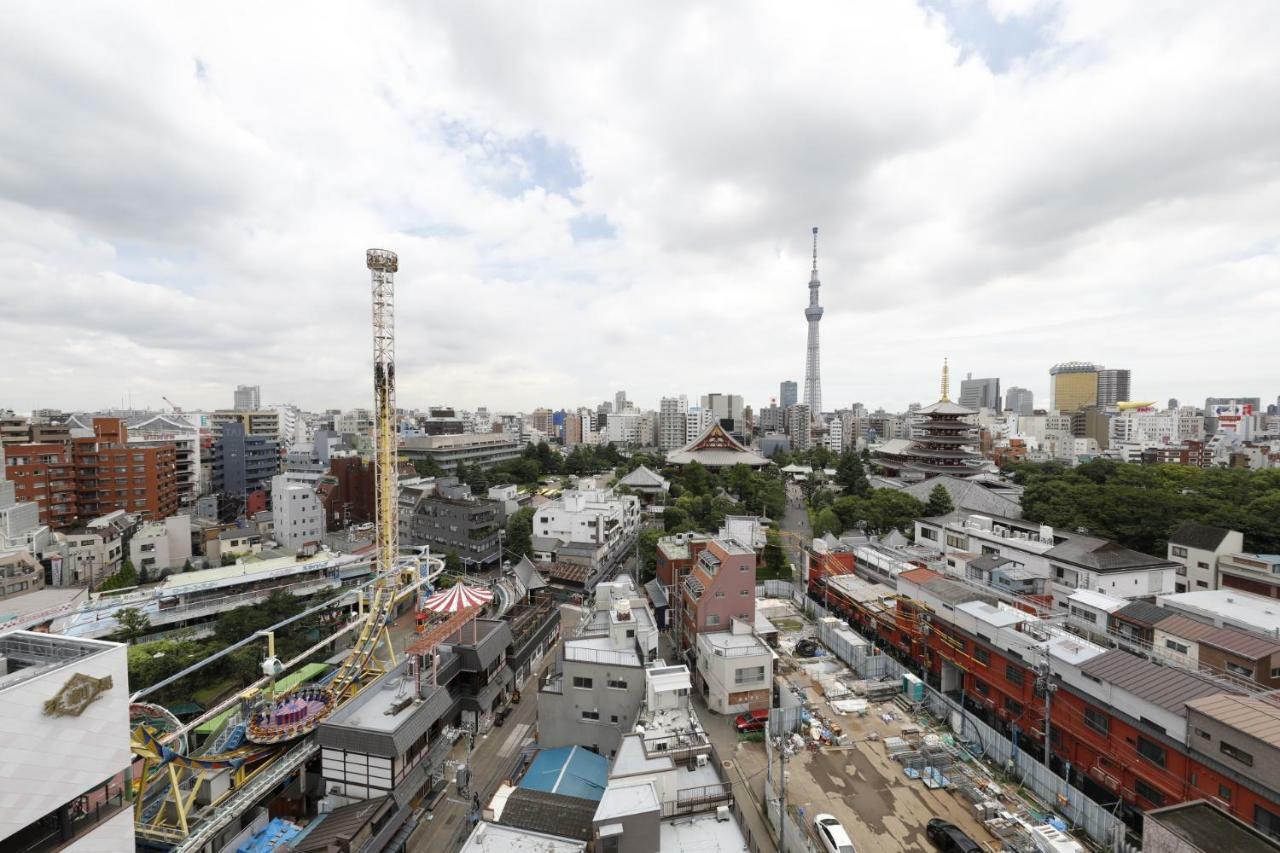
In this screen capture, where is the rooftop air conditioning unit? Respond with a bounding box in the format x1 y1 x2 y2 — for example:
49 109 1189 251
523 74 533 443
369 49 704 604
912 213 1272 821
716 805 731 822
696 753 709 768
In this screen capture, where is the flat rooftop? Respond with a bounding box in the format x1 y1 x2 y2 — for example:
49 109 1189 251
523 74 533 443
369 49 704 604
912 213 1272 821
326 659 443 732
659 810 752 853
460 821 585 853
699 630 772 655
0 630 119 691
1159 590 1280 634
565 637 642 666
158 550 347 592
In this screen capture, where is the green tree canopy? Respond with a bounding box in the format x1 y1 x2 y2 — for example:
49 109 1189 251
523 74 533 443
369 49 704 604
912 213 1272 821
761 527 788 580
831 490 925 535
506 506 535 557
115 606 151 642
814 507 842 537
924 483 955 517
834 451 871 498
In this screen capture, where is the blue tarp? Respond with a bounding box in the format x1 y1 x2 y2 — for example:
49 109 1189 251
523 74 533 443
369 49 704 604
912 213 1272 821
519 745 608 801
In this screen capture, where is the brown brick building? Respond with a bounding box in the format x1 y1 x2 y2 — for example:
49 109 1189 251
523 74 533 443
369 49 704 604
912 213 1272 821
3 418 178 529
317 456 376 529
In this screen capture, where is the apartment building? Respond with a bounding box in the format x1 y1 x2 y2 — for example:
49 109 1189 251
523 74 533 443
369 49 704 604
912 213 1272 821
1218 553 1280 599
2 418 178 530
127 414 202 507
695 617 773 714
212 422 280 497
399 479 501 566
533 485 640 572
271 475 326 552
679 538 757 656
1168 524 1245 592
129 514 193 575
657 397 688 451
210 408 280 440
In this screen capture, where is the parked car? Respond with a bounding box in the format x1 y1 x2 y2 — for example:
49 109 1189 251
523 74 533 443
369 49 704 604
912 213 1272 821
494 706 511 727
926 819 982 852
813 813 856 853
734 709 769 733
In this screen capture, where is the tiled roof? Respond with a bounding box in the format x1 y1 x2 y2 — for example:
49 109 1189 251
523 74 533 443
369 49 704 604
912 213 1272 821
1078 649 1242 714
1046 538 1176 572
499 788 598 841
1115 600 1171 627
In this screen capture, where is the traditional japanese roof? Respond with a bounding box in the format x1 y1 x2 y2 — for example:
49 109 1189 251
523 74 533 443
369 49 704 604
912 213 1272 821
915 400 977 416
617 464 669 490
666 423 769 468
513 555 549 592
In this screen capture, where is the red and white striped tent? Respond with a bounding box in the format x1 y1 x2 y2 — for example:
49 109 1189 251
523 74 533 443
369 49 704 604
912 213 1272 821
420 583 493 613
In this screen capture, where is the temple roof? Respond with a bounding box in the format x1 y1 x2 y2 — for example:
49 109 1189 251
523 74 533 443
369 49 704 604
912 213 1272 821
667 423 770 468
916 400 977 416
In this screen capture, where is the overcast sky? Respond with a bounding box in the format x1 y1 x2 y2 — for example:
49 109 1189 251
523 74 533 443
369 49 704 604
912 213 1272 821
2 1 1278 416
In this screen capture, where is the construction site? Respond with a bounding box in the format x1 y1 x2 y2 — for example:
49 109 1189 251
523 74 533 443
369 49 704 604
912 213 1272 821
738 593 1098 853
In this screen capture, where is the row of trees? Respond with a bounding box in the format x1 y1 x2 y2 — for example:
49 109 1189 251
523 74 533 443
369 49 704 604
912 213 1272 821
1008 459 1280 555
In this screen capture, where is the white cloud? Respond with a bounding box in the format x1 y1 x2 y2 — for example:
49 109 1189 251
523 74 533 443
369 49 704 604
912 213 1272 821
1 0 1278 415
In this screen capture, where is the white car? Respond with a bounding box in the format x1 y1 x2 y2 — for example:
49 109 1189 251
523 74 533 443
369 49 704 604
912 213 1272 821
814 813 856 853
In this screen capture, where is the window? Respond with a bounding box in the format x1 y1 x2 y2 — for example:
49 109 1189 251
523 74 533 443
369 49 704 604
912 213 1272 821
715 591 725 598
1271 667 1280 679
607 679 628 690
1194 727 1210 740
1004 696 1024 716
581 710 600 721
1220 784 1232 801
740 589 749 596
1137 736 1166 768
1196 580 1208 588
1134 778 1165 807
1226 662 1253 677
708 615 721 625
1164 639 1189 655
1084 706 1109 736
921 528 937 541
1221 741 1254 767
572 676 593 689
1197 561 1209 570
1255 805 1280 841
974 680 989 696
1005 663 1024 685
1172 546 1188 558
974 647 990 666
735 666 766 685
611 715 619 724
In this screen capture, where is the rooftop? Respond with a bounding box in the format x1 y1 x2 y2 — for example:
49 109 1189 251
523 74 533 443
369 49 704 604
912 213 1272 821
1159 590 1280 635
1066 589 1128 614
0 631 119 691
520 746 608 801
1169 523 1238 552
658 811 753 853
1185 694 1280 749
156 550 344 592
1146 800 1280 853
1045 537 1177 573
1077 649 1241 715
594 780 660 821
460 822 585 853
1114 599 1172 627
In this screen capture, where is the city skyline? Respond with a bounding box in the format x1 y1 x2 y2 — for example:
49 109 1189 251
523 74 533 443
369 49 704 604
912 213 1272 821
3 4 1280 413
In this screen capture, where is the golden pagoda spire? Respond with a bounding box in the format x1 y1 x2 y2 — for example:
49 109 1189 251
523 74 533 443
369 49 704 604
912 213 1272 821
941 358 950 402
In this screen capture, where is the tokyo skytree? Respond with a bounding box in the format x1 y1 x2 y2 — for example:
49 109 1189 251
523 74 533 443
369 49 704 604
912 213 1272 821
802 226 823 419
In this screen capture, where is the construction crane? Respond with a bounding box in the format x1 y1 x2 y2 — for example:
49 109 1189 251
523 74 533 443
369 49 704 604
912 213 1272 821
162 395 183 414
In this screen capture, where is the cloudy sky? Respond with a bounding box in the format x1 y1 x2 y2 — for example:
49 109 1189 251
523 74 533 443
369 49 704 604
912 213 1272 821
2 1 1278 416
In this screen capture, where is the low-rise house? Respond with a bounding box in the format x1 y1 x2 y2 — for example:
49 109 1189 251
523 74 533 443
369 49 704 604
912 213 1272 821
695 618 774 714
1168 523 1244 593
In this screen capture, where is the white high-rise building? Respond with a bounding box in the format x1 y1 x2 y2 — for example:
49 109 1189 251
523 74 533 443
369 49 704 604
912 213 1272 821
658 396 688 451
234 384 260 411
685 406 714 443
822 415 843 452
271 474 326 551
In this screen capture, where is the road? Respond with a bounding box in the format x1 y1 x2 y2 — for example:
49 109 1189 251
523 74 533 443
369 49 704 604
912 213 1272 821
781 482 811 591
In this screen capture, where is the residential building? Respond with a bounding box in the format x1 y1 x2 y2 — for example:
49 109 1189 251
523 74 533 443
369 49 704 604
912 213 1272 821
233 384 261 411
2 418 178 530
212 422 280 498
1217 553 1280 599
1 550 43 601
538 577 659 757
684 406 713 444
958 374 1001 411
271 475 326 552
657 396 687 451
532 485 640 575
1168 524 1245 592
1157 590 1280 637
127 414 202 506
780 380 798 410
695 617 773 714
400 433 523 474
758 404 783 434
605 411 643 446
0 632 134 851
1050 361 1101 413
334 408 374 438
0 476 47 554
1005 387 1034 416
129 514 193 575
1151 614 1280 687
678 538 757 657
1097 368 1132 407
49 512 129 587
317 455 376 530
210 408 280 439
399 478 501 566
785 404 812 451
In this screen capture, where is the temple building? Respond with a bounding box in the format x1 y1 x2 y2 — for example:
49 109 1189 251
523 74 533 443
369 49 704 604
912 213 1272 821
874 360 983 480
666 423 770 469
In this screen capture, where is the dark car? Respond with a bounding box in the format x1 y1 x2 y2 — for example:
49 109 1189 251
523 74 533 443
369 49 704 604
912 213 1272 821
926 819 982 853
494 706 511 727
735 709 770 733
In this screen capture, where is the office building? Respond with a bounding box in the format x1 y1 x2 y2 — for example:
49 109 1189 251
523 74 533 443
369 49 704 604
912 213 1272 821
212 421 280 498
1049 361 1101 413
271 475 326 552
1005 387 1034 416
210 409 280 439
399 478 501 566
699 394 744 435
958 374 1000 412
233 384 260 411
779 380 798 410
400 433 522 474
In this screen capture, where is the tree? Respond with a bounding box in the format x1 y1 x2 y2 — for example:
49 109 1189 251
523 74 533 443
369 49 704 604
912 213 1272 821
761 527 787 579
924 483 955 517
412 457 445 478
814 508 842 537
506 507 535 557
445 550 463 574
663 505 691 532
636 527 662 584
115 606 151 642
99 559 139 592
831 490 925 535
181 559 194 573
834 451 871 498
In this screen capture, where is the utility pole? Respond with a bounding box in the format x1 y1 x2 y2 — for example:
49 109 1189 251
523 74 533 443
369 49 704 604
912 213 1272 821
1036 646 1057 768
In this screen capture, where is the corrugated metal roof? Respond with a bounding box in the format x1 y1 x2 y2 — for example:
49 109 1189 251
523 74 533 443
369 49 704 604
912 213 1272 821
1159 614 1280 660
1186 693 1280 748
1155 614 1221 643
1115 600 1171 627
1079 649 1243 714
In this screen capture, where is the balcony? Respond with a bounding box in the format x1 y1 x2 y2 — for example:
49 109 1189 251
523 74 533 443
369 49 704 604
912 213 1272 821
539 666 564 694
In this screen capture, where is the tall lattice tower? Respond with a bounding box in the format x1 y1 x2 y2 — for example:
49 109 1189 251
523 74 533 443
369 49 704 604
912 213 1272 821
803 226 824 420
367 248 400 578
